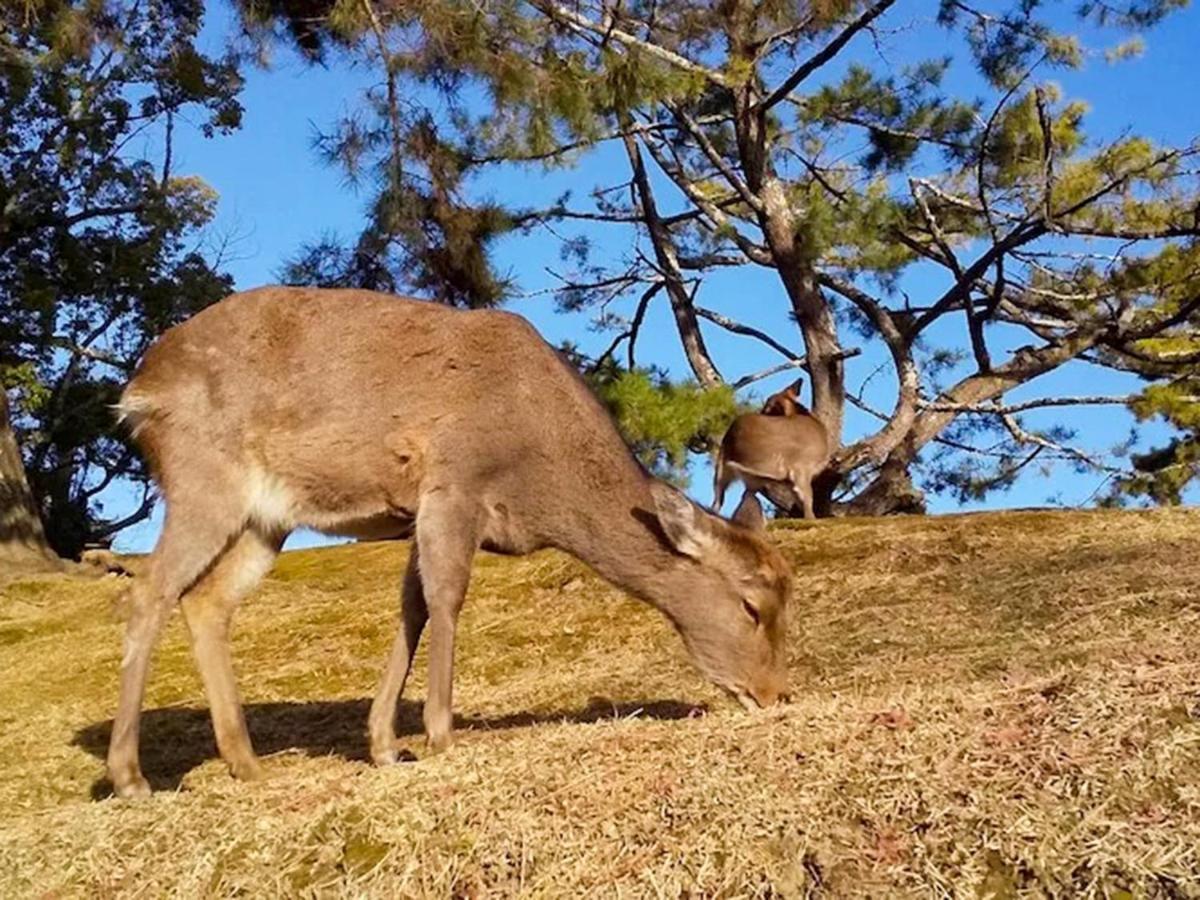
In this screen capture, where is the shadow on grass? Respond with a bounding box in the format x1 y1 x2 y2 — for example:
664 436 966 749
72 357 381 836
74 696 703 799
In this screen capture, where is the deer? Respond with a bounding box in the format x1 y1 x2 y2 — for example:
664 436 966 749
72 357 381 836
106 286 794 798
712 380 831 521
760 379 812 418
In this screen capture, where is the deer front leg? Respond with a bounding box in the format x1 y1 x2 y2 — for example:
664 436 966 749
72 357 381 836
412 488 479 755
712 453 733 512
368 546 429 765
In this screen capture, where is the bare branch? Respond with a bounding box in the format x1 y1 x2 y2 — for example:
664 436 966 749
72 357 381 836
668 104 763 212
997 411 1123 474
94 484 156 539
759 0 899 111
732 347 862 389
623 131 723 386
1120 293 1200 341
827 114 974 153
639 134 774 264
627 282 660 368
1067 223 1200 240
466 115 731 165
922 394 1137 415
530 0 731 89
694 306 802 359
44 337 133 372
677 252 751 269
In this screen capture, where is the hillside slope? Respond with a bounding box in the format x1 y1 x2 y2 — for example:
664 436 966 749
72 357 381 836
0 509 1198 897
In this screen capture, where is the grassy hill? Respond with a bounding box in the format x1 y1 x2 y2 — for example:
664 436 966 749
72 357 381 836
0 509 1198 897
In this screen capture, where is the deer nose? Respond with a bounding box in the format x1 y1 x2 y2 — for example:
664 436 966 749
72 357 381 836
750 676 790 707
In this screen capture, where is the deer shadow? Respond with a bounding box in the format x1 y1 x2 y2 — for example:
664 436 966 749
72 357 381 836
74 695 702 799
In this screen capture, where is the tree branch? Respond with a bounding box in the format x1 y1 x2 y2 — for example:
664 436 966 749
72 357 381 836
997 411 1123 474
732 347 861 389
623 132 723 385
668 104 763 212
530 0 731 89
817 274 920 468
922 394 1137 414
639 133 774 265
627 282 660 368
759 0 898 111
694 306 801 360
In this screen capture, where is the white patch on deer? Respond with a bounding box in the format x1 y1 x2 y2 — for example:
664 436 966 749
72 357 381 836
243 467 299 529
114 392 156 438
121 633 137 669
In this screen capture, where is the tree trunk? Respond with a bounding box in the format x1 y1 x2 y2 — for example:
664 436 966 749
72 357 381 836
842 458 927 517
0 390 64 574
756 179 846 448
811 466 840 518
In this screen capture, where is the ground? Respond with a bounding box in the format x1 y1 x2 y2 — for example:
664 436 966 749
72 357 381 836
0 509 1197 897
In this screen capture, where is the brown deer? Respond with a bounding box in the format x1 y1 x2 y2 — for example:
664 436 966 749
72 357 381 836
713 381 831 521
760 379 811 418
107 286 793 798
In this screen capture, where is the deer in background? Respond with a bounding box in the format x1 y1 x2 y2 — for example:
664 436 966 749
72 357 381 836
760 380 813 418
107 286 793 798
713 378 831 521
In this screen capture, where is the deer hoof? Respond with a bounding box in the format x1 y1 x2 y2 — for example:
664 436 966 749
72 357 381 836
425 732 453 756
112 773 152 799
230 758 267 782
372 746 399 767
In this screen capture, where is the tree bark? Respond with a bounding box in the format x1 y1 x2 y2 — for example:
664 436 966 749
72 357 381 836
0 391 65 574
623 132 723 387
841 458 927 517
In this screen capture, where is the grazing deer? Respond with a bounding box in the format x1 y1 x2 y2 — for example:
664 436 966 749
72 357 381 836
107 286 793 798
713 385 831 520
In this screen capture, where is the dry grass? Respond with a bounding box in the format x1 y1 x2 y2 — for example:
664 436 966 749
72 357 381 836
1 508 1198 897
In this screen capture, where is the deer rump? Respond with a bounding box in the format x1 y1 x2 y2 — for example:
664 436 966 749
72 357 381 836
713 413 830 520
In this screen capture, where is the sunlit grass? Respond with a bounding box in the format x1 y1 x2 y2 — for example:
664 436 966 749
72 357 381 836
1 508 1198 895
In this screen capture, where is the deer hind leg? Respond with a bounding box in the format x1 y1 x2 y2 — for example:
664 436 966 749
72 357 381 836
412 487 479 755
180 526 284 782
789 469 816 520
368 545 429 766
107 485 246 798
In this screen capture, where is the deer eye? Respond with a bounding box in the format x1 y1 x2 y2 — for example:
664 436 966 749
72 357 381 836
741 598 761 626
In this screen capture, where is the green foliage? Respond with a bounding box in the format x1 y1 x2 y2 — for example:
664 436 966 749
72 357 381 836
556 344 743 483
1116 357 1200 504
589 368 742 484
242 0 1200 509
1 0 242 556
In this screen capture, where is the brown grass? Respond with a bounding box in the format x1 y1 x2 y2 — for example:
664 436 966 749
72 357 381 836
0 508 1198 897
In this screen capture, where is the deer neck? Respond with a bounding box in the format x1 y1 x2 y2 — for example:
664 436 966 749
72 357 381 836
548 468 705 622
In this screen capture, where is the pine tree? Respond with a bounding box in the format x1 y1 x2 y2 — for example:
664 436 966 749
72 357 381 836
242 0 1199 512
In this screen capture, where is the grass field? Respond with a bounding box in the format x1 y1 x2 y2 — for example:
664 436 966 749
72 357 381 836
0 508 1198 897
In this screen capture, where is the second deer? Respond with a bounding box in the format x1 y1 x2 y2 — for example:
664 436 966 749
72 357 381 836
713 380 831 520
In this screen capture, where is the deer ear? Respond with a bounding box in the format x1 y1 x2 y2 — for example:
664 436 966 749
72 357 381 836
731 492 766 532
650 482 713 559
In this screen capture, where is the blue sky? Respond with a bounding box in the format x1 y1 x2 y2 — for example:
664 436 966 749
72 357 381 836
105 0 1199 551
